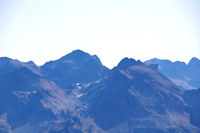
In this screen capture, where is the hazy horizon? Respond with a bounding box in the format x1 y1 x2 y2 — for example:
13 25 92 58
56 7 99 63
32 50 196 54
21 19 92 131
1 0 200 68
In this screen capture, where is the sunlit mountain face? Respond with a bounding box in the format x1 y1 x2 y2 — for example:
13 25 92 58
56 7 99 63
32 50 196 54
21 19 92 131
0 50 199 133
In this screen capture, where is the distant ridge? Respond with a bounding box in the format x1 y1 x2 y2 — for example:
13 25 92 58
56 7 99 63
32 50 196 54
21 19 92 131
0 57 40 76
145 57 200 89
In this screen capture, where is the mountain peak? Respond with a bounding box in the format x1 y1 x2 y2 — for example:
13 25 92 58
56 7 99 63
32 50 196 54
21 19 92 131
188 57 200 65
70 49 89 55
59 49 91 62
0 57 12 62
41 50 109 87
117 57 142 70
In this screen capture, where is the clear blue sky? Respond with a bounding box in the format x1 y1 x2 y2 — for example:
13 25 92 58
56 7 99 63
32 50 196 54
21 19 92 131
0 0 200 68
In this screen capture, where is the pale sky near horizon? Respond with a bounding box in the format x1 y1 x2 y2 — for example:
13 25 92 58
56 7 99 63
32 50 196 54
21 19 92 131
0 0 200 68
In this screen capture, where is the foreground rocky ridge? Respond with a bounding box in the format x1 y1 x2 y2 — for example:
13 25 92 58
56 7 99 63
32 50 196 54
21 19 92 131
0 50 199 133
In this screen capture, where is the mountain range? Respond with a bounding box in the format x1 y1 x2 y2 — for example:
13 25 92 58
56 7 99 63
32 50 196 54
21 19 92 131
145 57 200 89
0 50 199 133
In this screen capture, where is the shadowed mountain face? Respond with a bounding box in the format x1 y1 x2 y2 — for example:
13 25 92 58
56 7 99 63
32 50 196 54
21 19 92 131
41 50 110 88
81 58 198 132
145 57 200 89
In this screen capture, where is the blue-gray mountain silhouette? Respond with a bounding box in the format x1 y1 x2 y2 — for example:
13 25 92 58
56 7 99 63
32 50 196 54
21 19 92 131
0 50 200 133
41 50 109 88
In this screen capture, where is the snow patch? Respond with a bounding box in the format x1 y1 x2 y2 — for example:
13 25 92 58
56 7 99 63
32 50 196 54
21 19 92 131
76 93 83 98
